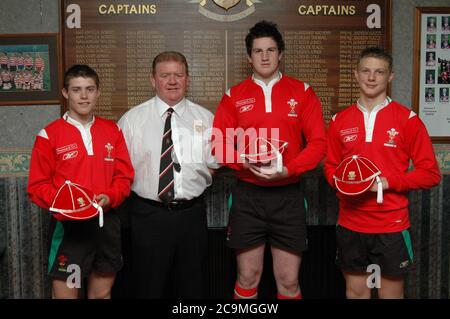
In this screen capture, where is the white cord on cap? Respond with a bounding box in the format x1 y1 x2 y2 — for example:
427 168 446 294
276 150 283 173
93 203 104 227
240 138 287 175
376 176 383 204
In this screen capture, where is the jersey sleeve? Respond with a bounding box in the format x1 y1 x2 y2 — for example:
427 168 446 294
212 92 244 171
27 131 58 209
323 116 341 187
285 86 327 176
386 115 441 192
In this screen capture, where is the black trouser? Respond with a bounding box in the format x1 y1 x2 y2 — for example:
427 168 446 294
129 193 208 298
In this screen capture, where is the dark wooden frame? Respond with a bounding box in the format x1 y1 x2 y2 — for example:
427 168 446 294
413 7 450 143
0 33 62 105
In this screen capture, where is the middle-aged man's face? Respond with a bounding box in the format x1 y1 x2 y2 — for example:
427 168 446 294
248 37 282 83
151 60 189 106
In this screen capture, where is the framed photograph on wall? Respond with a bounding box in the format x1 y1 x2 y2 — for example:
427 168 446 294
0 33 61 105
413 7 450 143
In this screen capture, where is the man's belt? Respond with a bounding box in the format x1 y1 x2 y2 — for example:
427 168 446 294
132 192 201 211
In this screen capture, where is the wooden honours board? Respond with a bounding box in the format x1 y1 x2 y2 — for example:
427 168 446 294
62 0 391 122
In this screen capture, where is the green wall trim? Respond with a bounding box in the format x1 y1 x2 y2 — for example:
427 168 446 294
0 148 31 177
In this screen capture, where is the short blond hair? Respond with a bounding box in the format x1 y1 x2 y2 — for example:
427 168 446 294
358 47 393 72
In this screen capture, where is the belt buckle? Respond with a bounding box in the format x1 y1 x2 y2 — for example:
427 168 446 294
167 200 180 210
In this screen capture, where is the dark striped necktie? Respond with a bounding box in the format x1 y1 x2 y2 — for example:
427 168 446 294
158 108 175 203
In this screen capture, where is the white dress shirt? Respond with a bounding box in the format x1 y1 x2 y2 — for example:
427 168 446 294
118 96 218 201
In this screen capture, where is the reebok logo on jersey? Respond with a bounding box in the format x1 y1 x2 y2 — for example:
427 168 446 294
343 134 357 143
340 127 358 143
56 143 78 155
62 150 78 160
236 98 255 113
340 127 359 136
235 98 256 107
239 104 254 113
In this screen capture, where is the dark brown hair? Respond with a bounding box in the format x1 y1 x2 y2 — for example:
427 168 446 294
63 64 99 89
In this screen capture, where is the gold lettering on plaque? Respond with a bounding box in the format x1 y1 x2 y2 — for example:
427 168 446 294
98 4 157 15
298 5 356 16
